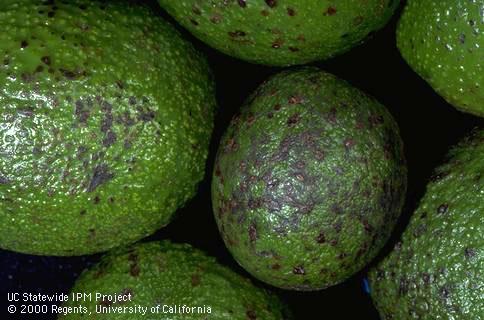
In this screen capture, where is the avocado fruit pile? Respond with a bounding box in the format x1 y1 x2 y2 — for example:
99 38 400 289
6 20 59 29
60 241 291 320
158 0 400 66
398 0 484 116
0 0 481 319
369 129 484 319
212 67 407 290
0 0 215 256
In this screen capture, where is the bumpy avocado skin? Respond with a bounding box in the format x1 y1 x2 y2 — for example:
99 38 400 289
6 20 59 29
60 241 290 320
397 0 484 117
369 130 484 320
212 68 407 290
158 0 399 66
0 1 215 256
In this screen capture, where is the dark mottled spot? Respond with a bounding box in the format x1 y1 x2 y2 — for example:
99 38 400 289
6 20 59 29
0 176 10 184
238 0 247 8
287 7 296 16
271 263 281 270
75 100 90 123
274 104 281 111
128 96 136 105
422 272 431 285
190 19 199 26
464 247 476 259
289 46 299 52
192 5 201 15
130 264 140 277
21 40 28 49
316 232 325 243
87 164 114 192
138 111 156 122
225 138 238 152
261 10 269 16
293 265 305 275
80 209 87 215
229 30 246 37
344 138 355 149
288 95 303 104
265 0 277 8
330 239 338 246
246 310 257 320
93 195 100 204
325 6 337 16
458 33 466 44
3 58 9 66
210 14 222 24
272 38 283 48
248 223 257 242
399 278 408 295
102 131 117 147
286 113 300 126
59 68 79 79
35 65 44 73
437 204 449 214
21 73 34 83
48 11 55 18
99 299 113 306
440 287 450 299
191 274 201 286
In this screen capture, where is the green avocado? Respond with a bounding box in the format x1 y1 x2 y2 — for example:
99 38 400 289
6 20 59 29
158 0 400 66
59 241 291 320
368 129 484 319
397 0 484 117
212 68 407 290
0 1 215 256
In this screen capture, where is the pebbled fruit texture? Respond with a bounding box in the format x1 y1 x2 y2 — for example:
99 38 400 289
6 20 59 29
212 68 407 290
158 0 400 66
397 0 484 117
369 129 484 320
0 0 215 256
60 241 291 320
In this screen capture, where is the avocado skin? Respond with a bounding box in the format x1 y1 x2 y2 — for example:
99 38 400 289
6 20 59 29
397 0 484 117
60 241 291 320
0 1 215 256
212 68 407 290
158 0 399 66
368 129 484 320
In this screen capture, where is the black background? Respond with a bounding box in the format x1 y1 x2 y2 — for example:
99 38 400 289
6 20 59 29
1 1 482 319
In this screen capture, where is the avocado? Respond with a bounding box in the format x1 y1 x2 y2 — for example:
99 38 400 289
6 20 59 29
59 241 291 319
397 0 484 117
212 68 407 290
158 0 400 66
0 1 215 256
368 129 484 319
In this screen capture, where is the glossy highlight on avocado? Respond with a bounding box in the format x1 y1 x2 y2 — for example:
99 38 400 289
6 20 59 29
212 68 407 290
158 0 400 66
397 0 484 117
60 241 291 320
369 129 484 320
0 0 216 256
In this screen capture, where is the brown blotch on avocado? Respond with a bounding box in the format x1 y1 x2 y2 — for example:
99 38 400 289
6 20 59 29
265 0 277 8
437 204 449 214
324 7 337 16
87 164 114 192
293 265 305 275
